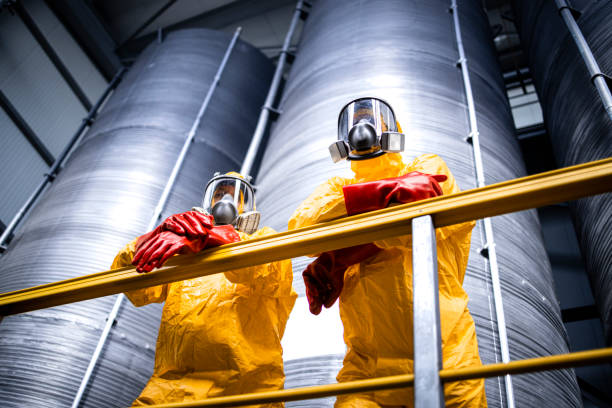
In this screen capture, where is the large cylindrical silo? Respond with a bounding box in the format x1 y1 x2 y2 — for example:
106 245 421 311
512 0 612 344
256 0 580 406
0 29 273 407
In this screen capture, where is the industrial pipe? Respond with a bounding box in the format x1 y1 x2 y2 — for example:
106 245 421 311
240 1 308 178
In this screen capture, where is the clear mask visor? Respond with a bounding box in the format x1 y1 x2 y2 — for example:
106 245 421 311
203 175 256 216
337 98 398 145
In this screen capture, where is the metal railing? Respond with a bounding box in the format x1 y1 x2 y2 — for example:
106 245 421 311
140 348 612 408
0 157 610 314
0 157 610 407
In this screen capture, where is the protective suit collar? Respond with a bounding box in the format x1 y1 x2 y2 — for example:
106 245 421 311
350 152 405 181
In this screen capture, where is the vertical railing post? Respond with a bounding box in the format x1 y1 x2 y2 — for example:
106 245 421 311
412 215 445 407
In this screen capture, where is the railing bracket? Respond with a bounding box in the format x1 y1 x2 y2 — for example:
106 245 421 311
281 50 296 63
263 105 283 119
480 247 489 259
557 4 582 20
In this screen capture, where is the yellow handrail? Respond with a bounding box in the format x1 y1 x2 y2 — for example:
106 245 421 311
1 157 611 316
146 348 612 407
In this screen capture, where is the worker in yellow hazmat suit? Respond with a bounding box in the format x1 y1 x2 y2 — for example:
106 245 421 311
289 98 486 407
111 172 297 406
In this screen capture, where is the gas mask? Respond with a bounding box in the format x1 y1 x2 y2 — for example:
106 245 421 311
329 97 405 162
200 172 260 234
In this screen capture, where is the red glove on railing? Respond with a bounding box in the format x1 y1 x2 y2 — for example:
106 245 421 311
342 171 448 216
132 225 240 273
161 210 214 238
303 243 382 315
135 211 214 251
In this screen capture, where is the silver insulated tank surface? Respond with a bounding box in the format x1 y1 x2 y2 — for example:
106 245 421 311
257 0 580 407
512 0 612 344
0 29 273 407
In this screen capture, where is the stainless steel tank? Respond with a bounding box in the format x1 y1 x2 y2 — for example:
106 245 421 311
0 29 273 407
513 0 612 345
256 0 581 406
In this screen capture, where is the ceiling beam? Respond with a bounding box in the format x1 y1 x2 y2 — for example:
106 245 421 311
117 0 295 59
0 90 55 167
117 0 179 50
44 0 122 81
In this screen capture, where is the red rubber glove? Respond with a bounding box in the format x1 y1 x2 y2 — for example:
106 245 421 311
342 171 448 216
161 211 214 238
132 225 240 273
135 211 214 251
303 243 382 315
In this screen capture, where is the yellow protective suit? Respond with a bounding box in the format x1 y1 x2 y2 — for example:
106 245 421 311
111 227 297 406
288 153 486 408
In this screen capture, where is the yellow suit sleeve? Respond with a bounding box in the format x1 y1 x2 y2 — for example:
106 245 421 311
111 238 168 307
374 154 475 282
223 227 295 298
288 176 348 230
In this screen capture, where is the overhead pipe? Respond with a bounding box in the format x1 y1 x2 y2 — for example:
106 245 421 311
0 67 127 252
240 0 309 179
450 1 515 406
70 27 242 408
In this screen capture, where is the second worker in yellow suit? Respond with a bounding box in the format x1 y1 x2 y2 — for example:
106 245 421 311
112 172 297 406
289 98 487 407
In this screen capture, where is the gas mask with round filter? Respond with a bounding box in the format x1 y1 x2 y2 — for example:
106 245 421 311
198 172 260 234
329 97 405 162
